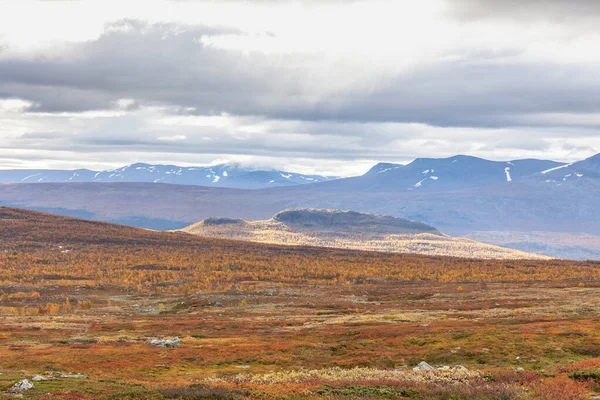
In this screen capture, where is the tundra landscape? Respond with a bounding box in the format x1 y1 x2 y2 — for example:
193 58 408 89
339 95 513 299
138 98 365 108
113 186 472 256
2 0 600 398
2 207 600 399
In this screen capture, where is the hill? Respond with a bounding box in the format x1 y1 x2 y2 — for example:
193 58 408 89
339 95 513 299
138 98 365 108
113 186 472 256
181 209 549 259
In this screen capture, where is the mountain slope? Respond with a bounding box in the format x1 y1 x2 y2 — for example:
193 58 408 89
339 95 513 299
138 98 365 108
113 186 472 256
314 155 565 192
0 163 335 189
532 153 600 186
181 209 549 259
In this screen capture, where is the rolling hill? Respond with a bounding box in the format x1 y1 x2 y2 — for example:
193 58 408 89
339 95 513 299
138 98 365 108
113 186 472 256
181 209 549 259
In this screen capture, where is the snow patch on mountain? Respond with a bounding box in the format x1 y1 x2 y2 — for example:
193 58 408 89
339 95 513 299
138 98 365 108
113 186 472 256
504 167 512 182
542 163 571 174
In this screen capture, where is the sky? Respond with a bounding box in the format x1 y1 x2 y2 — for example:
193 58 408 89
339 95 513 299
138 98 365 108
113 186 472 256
1 0 600 176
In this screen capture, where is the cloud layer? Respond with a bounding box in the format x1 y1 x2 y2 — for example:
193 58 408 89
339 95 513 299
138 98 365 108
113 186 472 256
0 0 599 174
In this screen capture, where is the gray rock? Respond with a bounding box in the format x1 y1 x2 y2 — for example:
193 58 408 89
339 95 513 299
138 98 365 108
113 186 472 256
149 337 181 348
9 379 33 392
31 375 49 381
413 361 434 371
59 374 88 379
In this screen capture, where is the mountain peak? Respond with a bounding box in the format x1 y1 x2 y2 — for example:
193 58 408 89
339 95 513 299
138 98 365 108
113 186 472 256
365 162 403 175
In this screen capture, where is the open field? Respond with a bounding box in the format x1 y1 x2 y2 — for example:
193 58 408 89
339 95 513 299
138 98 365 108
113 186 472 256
2 207 600 399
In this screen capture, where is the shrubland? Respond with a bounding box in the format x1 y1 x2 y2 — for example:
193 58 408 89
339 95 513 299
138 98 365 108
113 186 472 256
1 207 600 399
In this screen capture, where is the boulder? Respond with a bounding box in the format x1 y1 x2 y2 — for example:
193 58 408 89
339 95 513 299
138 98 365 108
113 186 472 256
59 374 88 379
149 337 181 348
413 361 435 371
9 379 33 392
31 375 48 381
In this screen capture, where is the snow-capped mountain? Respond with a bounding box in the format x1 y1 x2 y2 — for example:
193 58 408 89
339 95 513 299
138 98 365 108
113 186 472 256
364 162 404 176
317 155 565 192
0 163 336 189
533 153 600 186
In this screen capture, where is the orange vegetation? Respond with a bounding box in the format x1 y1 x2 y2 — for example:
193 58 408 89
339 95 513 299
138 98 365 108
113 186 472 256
1 207 600 399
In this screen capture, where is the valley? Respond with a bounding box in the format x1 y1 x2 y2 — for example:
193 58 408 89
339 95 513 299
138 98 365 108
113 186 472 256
466 231 600 261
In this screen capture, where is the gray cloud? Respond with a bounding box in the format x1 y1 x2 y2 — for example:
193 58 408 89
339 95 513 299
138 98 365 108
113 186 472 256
447 0 600 22
1 11 600 173
2 19 600 129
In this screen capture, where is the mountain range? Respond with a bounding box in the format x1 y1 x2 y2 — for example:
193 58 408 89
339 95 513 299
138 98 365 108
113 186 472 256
0 162 336 189
0 152 598 259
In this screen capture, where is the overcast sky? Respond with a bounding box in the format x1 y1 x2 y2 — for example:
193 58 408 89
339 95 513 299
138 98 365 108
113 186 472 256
1 0 599 176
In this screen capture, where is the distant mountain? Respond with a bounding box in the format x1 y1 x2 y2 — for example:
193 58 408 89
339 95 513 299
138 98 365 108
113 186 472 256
316 155 565 192
532 153 600 186
0 153 598 244
364 162 404 176
182 209 548 260
0 163 336 189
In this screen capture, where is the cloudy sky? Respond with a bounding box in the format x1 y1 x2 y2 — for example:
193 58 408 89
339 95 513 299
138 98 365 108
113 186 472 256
1 0 600 176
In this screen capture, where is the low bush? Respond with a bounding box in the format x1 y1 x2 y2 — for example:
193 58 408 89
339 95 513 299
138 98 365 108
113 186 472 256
159 384 248 400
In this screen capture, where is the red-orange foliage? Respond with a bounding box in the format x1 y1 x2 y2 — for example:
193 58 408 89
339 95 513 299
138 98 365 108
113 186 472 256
532 375 590 400
1 207 599 295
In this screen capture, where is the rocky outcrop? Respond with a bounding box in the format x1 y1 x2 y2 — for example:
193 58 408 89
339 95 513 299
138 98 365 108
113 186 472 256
149 337 181 348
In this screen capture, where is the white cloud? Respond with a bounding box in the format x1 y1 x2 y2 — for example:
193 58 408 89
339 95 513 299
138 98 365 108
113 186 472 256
157 134 187 141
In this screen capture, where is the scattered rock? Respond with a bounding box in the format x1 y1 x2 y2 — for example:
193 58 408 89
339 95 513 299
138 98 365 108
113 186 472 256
59 374 88 379
31 375 49 381
236 365 250 369
149 337 181 348
413 361 434 371
412 362 467 372
8 379 33 392
515 367 525 372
